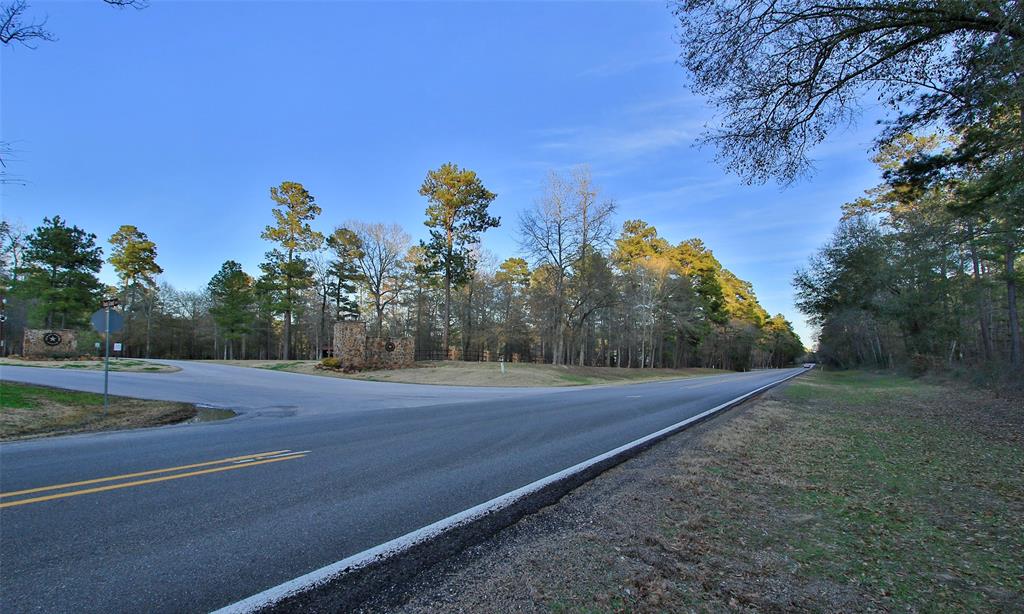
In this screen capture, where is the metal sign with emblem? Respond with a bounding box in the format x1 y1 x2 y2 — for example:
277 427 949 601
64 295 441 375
384 341 396 353
43 332 63 346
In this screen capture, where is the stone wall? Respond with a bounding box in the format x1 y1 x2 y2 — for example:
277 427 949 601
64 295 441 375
23 329 78 358
366 337 415 369
333 321 414 369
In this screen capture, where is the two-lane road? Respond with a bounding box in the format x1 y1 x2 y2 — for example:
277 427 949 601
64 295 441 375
0 362 803 613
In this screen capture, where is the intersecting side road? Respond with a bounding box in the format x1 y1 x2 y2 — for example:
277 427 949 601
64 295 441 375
0 362 804 613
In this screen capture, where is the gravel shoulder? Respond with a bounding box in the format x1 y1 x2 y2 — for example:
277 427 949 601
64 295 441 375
360 370 1023 613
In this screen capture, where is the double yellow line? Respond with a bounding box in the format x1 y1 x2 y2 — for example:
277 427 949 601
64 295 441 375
0 449 308 509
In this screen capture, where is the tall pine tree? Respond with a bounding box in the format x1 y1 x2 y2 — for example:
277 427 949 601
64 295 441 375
418 163 499 354
16 216 103 328
260 181 324 359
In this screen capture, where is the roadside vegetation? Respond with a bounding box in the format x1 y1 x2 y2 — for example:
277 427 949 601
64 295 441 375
378 370 1024 613
0 381 199 440
0 357 179 372
0 181 803 372
203 359 725 387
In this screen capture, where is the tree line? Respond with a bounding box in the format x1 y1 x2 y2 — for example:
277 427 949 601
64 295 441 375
795 134 1022 374
0 164 804 371
673 1 1022 374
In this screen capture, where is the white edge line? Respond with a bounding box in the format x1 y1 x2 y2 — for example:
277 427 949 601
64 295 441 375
211 369 806 614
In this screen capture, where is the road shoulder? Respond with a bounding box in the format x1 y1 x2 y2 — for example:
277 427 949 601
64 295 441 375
362 371 1023 613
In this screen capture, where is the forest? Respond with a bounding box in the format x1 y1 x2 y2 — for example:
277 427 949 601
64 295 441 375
0 164 804 371
674 0 1022 377
795 135 1022 375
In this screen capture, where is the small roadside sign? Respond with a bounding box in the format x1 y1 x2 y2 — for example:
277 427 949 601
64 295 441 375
101 297 120 308
91 309 124 334
90 305 124 414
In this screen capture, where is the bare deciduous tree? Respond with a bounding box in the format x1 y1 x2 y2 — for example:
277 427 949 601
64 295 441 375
673 0 1022 184
1 0 146 47
518 166 616 365
349 221 411 337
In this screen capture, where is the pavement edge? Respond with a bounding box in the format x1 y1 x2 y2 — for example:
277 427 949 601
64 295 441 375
213 368 808 614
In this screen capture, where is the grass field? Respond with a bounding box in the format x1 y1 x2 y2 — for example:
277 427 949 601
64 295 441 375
202 359 725 387
0 381 200 440
381 370 1024 613
0 357 179 373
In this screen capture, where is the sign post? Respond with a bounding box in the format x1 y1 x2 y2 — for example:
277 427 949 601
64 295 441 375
92 299 123 414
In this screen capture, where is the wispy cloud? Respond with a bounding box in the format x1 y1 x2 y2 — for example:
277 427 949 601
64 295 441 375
533 116 704 164
577 53 678 78
623 93 705 115
616 176 737 209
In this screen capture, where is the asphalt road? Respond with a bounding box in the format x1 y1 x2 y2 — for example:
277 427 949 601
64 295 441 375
0 362 803 613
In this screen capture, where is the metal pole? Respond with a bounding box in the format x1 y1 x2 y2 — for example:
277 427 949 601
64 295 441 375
104 306 111 414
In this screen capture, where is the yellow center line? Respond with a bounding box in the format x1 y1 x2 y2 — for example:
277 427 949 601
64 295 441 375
0 454 306 509
0 450 291 498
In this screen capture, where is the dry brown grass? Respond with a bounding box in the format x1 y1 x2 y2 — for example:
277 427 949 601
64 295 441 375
201 359 723 387
0 357 179 372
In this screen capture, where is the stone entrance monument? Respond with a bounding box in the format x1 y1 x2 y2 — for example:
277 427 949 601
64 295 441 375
23 329 78 358
333 321 414 369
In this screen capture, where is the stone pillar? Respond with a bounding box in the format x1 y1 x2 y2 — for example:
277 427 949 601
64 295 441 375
333 321 367 368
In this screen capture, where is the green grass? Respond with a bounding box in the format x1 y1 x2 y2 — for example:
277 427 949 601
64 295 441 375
2 381 204 440
1 381 104 410
784 369 934 404
768 370 1024 610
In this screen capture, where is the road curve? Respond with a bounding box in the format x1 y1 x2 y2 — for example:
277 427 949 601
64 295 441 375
0 362 803 613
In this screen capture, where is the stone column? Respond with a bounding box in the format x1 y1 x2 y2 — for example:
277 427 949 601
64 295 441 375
333 321 367 368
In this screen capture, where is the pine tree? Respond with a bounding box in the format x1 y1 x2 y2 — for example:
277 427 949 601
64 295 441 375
418 163 499 354
16 216 103 328
260 181 324 360
207 260 254 359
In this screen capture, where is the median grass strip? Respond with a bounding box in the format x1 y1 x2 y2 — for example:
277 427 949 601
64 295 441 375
0 357 180 372
373 370 1023 613
0 381 199 440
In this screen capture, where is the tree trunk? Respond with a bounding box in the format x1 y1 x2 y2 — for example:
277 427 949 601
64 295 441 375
144 298 153 358
554 320 565 366
969 236 994 361
442 229 454 357
443 274 451 357
283 309 291 360
320 288 328 356
1007 245 1022 368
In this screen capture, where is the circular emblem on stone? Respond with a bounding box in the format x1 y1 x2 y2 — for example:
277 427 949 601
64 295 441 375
43 332 62 346
384 341 396 353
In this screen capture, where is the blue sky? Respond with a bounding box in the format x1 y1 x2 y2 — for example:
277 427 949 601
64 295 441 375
1 1 884 346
